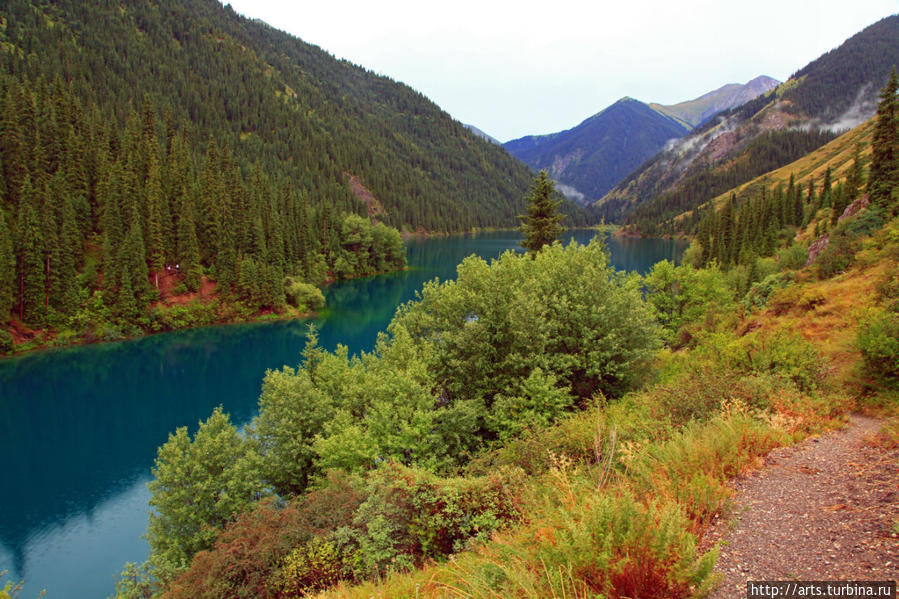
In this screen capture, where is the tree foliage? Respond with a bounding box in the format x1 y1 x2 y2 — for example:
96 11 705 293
147 407 265 568
519 171 566 253
868 67 898 214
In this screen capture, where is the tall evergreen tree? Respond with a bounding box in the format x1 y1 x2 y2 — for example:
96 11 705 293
868 67 898 213
519 171 565 254
176 189 202 292
15 177 45 322
0 212 14 321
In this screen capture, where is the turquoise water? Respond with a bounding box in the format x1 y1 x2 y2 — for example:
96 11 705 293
0 231 685 598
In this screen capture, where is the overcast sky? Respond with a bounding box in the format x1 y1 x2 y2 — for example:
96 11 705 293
223 1 896 142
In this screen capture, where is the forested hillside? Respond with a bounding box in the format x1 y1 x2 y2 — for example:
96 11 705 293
599 15 899 228
0 74 407 348
0 0 545 232
0 0 597 350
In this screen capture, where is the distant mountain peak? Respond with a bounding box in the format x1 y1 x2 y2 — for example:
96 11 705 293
650 76 781 129
504 98 689 205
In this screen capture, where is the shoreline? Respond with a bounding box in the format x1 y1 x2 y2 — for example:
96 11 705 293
1 266 409 360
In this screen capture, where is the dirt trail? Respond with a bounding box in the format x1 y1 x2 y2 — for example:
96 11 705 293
705 414 898 597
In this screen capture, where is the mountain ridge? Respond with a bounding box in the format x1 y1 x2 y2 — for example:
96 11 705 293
504 78 779 206
650 75 781 129
601 14 899 229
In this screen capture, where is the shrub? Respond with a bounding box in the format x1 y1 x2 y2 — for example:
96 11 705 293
776 242 809 271
344 464 524 578
163 472 364 599
857 308 899 388
393 239 659 404
275 537 350 598
0 329 13 353
283 277 326 312
744 272 793 311
644 260 734 346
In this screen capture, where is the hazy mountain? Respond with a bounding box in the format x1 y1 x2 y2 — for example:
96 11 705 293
651 76 780 129
504 98 689 205
464 124 502 145
601 14 899 228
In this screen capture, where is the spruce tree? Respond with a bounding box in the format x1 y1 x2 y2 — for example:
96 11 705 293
868 67 898 214
176 189 202 292
519 170 565 254
15 178 45 322
845 142 865 202
0 212 14 321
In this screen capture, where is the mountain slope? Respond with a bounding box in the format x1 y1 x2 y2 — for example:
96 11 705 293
601 14 899 228
504 98 689 204
0 0 543 232
465 124 501 145
651 76 780 129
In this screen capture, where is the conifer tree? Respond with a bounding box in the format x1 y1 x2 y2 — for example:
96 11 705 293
176 189 202 292
845 142 865 202
519 170 565 254
0 212 14 321
868 67 898 214
145 158 166 289
716 195 736 265
821 167 832 208
15 178 45 322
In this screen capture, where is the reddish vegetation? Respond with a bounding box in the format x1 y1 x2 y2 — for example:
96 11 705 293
343 172 385 220
151 271 218 307
7 317 38 344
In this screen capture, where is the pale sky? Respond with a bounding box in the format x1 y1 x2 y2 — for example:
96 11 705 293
223 1 897 142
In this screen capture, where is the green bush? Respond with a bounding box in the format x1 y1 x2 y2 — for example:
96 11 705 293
776 242 809 271
394 239 660 403
744 272 794 311
342 464 524 578
857 308 899 387
0 329 13 353
284 278 326 312
150 301 218 331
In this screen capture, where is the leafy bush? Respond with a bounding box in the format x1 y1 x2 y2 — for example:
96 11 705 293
644 260 734 345
0 330 13 353
275 537 350 598
147 408 265 568
283 277 326 312
776 242 809 271
744 272 794 311
150 301 219 331
699 330 822 392
857 308 899 388
163 472 364 599
816 209 886 279
394 239 659 403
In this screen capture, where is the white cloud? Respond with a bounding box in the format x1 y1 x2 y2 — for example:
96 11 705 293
224 0 897 141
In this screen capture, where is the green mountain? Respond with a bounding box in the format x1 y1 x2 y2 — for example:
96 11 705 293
601 14 899 232
0 0 545 233
504 98 689 204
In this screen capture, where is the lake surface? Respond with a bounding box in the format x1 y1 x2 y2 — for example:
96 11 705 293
0 230 685 598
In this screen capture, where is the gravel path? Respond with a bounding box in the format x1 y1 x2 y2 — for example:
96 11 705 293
704 414 899 598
